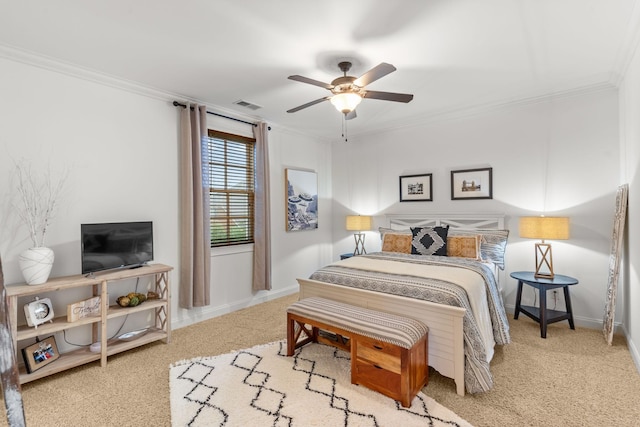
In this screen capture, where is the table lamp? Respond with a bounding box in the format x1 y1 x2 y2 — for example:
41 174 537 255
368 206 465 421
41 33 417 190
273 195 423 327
519 216 570 279
346 215 372 255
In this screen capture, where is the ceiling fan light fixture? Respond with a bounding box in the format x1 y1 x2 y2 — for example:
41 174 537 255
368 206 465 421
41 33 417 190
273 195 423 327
330 92 362 114
287 61 412 118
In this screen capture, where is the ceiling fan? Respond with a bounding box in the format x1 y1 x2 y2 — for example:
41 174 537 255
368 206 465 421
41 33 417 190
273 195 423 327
287 61 414 120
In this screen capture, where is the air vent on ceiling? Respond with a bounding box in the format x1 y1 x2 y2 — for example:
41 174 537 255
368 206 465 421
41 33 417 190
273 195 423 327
234 100 262 110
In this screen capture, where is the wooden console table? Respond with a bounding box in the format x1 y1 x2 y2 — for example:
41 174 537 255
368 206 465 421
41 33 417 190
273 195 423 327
5 263 172 384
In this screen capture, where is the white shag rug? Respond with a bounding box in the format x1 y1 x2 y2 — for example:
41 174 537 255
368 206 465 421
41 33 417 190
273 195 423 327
170 341 473 427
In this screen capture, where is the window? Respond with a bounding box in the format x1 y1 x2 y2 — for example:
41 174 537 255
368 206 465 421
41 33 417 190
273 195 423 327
206 130 255 247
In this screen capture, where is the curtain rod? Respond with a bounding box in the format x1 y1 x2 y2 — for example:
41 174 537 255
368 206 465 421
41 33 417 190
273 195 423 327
173 101 270 130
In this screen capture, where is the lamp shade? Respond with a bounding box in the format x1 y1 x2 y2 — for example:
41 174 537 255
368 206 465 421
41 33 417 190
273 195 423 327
519 216 570 240
330 93 362 114
346 215 372 231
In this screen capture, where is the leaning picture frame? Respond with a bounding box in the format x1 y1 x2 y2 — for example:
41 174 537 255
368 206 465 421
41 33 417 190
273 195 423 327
603 183 629 345
285 168 318 231
21 335 60 373
451 167 493 200
399 174 433 202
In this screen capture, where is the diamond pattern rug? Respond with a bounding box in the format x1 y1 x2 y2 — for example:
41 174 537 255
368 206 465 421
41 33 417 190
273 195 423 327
169 341 473 427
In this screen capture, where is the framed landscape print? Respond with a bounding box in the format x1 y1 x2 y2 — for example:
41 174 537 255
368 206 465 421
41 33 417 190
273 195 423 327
451 167 493 200
399 174 433 202
285 168 318 231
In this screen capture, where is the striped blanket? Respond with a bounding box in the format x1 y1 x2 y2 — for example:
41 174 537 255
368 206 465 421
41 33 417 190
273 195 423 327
309 252 510 393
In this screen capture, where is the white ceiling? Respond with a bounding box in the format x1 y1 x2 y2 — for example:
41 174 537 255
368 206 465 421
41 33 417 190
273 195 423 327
1 0 639 141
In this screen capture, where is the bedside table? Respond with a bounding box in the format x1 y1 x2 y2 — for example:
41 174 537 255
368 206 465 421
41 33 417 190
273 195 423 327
511 271 578 338
340 253 355 260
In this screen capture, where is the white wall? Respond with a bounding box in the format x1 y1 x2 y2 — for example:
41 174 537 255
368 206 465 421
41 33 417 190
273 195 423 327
620 33 640 370
0 54 332 350
0 55 181 348
332 88 620 328
0 56 180 283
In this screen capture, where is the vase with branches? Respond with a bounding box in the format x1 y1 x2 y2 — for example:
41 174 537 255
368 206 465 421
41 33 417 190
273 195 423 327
13 160 68 285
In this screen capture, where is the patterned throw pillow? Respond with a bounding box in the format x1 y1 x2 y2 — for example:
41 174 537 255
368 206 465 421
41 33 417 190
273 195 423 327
446 235 482 260
410 226 449 256
382 233 412 253
477 229 509 270
378 227 411 240
448 228 509 269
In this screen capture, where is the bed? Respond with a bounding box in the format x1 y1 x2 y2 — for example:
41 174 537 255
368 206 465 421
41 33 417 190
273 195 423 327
297 213 511 396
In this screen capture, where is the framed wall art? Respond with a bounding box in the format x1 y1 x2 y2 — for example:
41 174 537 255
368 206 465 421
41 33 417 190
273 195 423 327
399 174 433 202
451 167 493 200
21 335 60 373
285 168 318 231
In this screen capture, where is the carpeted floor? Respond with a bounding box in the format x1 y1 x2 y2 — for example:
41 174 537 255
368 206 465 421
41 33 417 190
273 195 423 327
3 293 640 426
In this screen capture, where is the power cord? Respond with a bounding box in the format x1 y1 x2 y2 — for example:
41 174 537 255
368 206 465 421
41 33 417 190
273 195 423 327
532 289 559 310
61 278 141 347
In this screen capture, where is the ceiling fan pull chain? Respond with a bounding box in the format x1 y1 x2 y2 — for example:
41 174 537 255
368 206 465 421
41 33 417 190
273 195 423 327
342 113 348 142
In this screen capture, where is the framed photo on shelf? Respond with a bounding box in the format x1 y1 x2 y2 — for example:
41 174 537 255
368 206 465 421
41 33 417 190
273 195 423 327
21 335 60 373
399 174 433 202
451 167 493 200
285 168 318 231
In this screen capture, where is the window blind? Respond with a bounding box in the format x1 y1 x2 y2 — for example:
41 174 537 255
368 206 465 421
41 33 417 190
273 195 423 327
207 130 255 246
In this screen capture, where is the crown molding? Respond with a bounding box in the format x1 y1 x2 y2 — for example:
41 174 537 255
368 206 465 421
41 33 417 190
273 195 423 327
0 41 623 145
348 80 617 141
0 43 179 103
0 43 272 130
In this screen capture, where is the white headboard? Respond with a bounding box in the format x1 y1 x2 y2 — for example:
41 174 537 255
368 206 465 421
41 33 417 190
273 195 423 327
386 213 505 230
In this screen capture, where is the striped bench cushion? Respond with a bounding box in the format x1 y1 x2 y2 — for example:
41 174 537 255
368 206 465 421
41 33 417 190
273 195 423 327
287 297 428 349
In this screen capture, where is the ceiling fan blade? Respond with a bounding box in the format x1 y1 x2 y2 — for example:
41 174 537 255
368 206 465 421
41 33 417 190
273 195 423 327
364 90 414 103
354 63 396 87
345 110 357 120
288 75 334 90
287 97 331 113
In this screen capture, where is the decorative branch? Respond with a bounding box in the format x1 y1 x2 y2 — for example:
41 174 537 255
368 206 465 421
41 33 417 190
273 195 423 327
12 160 68 248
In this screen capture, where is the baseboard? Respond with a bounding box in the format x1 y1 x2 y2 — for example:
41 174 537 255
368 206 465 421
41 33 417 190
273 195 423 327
503 303 622 332
226 286 299 312
172 285 299 330
623 325 640 375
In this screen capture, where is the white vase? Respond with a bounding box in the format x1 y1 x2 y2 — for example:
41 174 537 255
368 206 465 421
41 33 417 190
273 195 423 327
19 247 55 285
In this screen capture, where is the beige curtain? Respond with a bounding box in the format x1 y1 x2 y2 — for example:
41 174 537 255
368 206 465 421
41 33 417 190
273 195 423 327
252 122 272 291
178 104 211 308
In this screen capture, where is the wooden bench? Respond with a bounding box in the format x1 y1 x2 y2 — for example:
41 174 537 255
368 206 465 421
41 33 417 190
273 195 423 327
286 297 429 407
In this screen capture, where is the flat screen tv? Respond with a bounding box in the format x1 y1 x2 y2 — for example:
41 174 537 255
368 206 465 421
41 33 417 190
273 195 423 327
81 221 153 275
